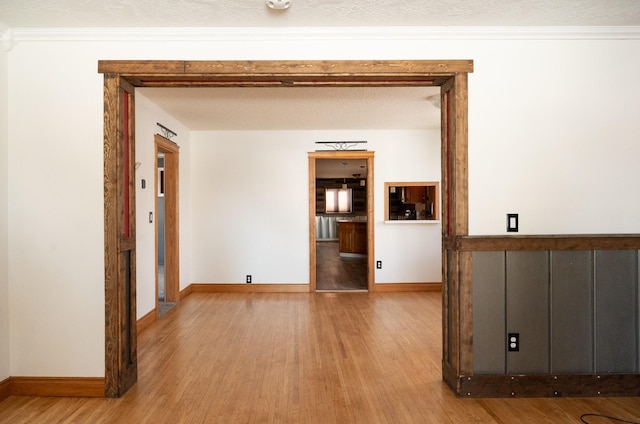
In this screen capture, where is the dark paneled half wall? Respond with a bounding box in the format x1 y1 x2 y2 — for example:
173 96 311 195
473 250 639 375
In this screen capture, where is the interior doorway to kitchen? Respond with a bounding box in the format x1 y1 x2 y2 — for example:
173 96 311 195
315 158 368 291
309 151 375 292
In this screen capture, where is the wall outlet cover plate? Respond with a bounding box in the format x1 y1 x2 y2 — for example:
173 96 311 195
507 213 519 232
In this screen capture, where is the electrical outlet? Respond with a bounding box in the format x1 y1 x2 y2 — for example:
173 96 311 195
376 261 382 269
508 333 519 352
246 275 252 284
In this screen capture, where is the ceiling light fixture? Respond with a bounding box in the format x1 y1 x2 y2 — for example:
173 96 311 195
266 0 291 10
427 95 441 109
353 173 366 187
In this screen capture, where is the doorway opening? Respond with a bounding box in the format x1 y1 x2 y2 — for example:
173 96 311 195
314 158 369 291
157 153 166 303
309 151 375 292
101 59 471 397
154 134 180 318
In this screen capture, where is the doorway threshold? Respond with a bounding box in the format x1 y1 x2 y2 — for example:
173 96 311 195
316 289 369 293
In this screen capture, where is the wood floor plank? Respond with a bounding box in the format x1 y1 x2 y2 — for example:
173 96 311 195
0 292 638 423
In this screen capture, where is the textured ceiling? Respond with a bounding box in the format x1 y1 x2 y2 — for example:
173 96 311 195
1 0 639 28
139 86 441 131
315 159 368 180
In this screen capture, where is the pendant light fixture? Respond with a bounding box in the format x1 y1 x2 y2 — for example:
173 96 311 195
342 162 348 189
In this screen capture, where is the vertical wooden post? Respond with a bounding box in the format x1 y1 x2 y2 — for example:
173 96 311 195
308 156 317 292
103 74 138 397
452 74 472 376
441 73 472 394
103 73 119 398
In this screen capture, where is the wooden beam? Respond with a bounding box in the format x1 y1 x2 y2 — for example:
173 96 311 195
451 73 469 236
440 73 471 383
458 373 640 398
129 77 443 88
98 60 474 77
97 60 474 88
448 235 640 251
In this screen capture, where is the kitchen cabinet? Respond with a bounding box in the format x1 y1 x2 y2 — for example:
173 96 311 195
338 220 367 256
406 186 426 203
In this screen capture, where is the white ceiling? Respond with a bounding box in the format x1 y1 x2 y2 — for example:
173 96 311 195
1 0 639 28
2 0 639 132
139 86 441 131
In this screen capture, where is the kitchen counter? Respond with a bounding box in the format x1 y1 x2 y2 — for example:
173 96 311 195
316 216 367 240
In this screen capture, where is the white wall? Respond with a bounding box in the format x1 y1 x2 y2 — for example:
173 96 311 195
373 130 442 283
190 129 441 285
135 93 191 319
191 131 310 284
3 29 640 378
467 39 640 235
0 40 9 381
7 43 106 376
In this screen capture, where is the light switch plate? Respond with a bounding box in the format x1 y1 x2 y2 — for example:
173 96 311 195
507 213 518 232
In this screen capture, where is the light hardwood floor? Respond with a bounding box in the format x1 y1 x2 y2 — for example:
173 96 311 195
0 292 638 423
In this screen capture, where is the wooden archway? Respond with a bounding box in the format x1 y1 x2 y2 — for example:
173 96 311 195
99 60 473 397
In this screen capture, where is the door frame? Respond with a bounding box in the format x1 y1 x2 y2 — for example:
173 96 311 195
102 74 137 397
309 151 374 292
100 59 472 397
155 134 180 311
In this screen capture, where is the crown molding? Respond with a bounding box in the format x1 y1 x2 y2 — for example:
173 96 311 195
1 26 16 51
5 26 640 46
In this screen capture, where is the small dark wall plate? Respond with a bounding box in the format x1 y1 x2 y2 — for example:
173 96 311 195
507 213 519 232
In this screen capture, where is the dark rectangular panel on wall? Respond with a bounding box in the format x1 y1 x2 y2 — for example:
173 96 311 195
595 250 638 373
550 250 594 373
506 251 550 374
473 251 506 374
